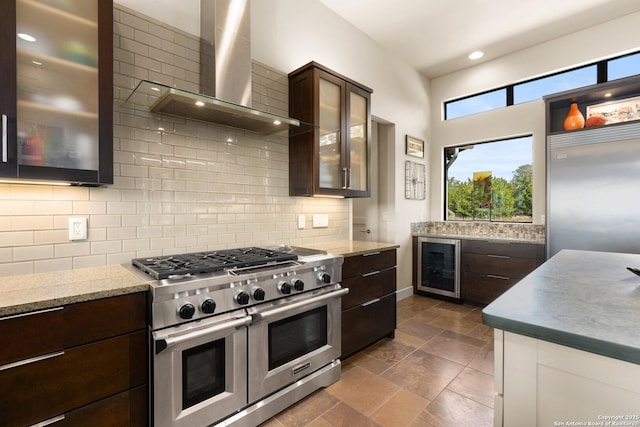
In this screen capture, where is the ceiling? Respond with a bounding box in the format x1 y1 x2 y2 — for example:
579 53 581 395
316 0 640 78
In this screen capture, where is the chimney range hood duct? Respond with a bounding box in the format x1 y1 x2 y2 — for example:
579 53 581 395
125 0 308 135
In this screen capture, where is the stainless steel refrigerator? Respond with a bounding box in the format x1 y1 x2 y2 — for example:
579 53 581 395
547 121 640 258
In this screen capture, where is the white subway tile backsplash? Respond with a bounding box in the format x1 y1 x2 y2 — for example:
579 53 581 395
0 4 349 276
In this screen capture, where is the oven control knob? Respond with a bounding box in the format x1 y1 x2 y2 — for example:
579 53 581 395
318 272 331 284
200 298 216 314
178 303 196 320
278 281 292 295
292 279 305 291
252 288 266 301
235 291 250 305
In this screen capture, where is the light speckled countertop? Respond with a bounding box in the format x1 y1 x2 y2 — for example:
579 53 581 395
306 240 399 257
0 265 152 317
415 233 545 244
483 249 640 364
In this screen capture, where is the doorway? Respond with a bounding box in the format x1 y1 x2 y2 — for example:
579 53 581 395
352 120 395 243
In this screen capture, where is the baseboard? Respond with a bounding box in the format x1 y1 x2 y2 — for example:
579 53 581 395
395 286 414 301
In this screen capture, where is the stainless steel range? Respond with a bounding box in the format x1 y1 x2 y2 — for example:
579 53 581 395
132 246 346 427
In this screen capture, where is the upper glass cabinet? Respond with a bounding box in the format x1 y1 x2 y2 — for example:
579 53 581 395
289 61 372 198
0 0 112 185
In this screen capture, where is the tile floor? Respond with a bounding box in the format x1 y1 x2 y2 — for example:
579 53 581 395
262 295 495 427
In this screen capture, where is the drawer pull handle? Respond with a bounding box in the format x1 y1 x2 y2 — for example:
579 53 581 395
2 114 7 163
361 298 381 307
0 351 65 372
362 251 381 257
486 274 510 280
487 254 510 259
362 270 381 277
31 414 65 427
1 306 63 321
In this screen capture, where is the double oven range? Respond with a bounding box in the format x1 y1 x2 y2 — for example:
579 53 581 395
132 246 346 427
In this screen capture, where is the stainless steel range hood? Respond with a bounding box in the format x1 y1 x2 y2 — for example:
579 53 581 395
124 0 311 136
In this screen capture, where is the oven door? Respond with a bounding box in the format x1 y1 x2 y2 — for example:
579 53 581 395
246 284 348 404
152 310 252 427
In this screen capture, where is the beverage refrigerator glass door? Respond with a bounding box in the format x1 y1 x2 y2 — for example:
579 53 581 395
417 237 461 299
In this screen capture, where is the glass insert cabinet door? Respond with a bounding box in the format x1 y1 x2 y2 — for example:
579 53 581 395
1 0 112 185
348 88 368 193
318 77 342 189
17 0 98 170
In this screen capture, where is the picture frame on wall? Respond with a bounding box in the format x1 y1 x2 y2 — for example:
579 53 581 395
406 135 424 158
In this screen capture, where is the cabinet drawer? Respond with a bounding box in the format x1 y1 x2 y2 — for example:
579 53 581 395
342 267 396 310
341 293 396 359
0 330 147 427
463 240 544 259
342 250 396 278
0 292 147 366
463 253 542 278
461 271 519 306
42 386 148 427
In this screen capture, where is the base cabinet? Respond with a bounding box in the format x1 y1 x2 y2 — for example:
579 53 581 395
0 293 148 427
341 249 396 359
494 330 640 427
461 240 545 306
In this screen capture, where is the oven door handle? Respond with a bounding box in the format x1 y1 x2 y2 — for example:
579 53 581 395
154 315 253 354
252 288 349 322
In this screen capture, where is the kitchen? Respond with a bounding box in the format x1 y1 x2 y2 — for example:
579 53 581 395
1 0 640 426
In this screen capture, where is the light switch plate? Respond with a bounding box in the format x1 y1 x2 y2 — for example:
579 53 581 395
312 214 329 228
68 217 87 240
297 215 305 229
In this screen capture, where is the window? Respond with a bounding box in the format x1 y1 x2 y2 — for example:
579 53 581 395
608 52 640 81
513 66 597 104
445 88 506 120
443 50 640 120
445 135 532 223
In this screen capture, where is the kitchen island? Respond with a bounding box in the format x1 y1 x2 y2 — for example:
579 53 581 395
483 250 640 427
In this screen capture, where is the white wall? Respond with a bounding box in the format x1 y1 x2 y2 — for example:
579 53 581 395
429 11 640 223
250 0 431 290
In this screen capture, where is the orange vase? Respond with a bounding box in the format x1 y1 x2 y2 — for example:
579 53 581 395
563 103 585 131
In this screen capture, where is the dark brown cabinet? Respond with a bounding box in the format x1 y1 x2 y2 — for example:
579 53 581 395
0 293 148 427
461 240 545 306
289 61 372 197
341 249 396 358
0 0 113 185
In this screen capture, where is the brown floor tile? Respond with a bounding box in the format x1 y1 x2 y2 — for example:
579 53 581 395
270 389 340 427
420 390 493 427
321 402 382 427
372 389 430 427
382 350 465 401
397 317 445 341
265 295 495 426
447 367 495 408
468 341 495 376
363 336 419 365
419 331 485 365
327 366 400 416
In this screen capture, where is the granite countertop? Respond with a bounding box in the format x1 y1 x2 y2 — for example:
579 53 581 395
306 240 399 257
483 249 640 364
0 265 152 317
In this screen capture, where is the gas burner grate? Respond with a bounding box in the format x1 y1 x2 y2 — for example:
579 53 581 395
132 247 298 280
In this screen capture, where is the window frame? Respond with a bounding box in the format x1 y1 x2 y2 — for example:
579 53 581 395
442 51 640 120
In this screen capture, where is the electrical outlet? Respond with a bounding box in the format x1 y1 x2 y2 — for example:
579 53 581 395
312 214 329 228
68 217 87 241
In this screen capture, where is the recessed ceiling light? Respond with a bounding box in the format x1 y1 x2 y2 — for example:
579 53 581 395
18 33 36 42
468 51 484 60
